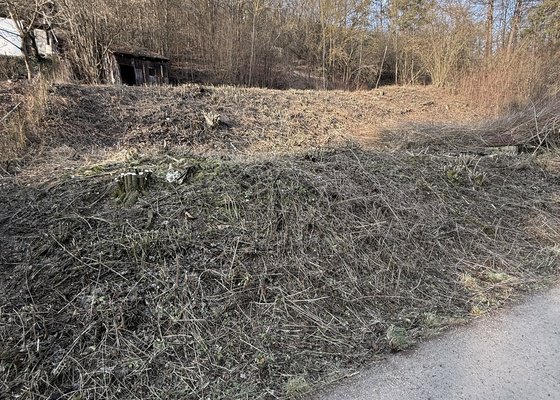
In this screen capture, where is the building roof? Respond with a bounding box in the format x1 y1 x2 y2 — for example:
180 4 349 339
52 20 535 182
110 45 170 61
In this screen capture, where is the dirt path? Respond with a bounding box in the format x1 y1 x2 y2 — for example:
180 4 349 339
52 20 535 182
315 284 560 400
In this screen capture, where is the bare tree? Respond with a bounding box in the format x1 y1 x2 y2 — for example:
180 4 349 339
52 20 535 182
507 0 523 52
1 0 553 90
485 0 495 58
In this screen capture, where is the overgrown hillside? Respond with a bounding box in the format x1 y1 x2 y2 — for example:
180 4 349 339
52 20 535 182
1 84 559 399
40 83 476 151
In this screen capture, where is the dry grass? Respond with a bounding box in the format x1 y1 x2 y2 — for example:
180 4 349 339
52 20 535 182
381 95 560 153
0 83 559 399
455 48 560 114
1 145 559 399
27 83 477 155
0 79 49 169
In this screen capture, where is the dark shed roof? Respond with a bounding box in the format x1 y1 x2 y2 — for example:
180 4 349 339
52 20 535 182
110 45 170 61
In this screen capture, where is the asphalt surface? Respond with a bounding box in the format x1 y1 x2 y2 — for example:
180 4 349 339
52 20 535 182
314 285 560 400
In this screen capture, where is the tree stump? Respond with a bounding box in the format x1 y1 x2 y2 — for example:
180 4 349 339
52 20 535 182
204 112 221 129
115 169 152 206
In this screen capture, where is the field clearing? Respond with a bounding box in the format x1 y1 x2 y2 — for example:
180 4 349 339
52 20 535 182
2 82 479 173
1 83 559 399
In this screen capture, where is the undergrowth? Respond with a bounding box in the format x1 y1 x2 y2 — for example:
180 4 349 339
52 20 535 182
455 48 560 114
382 95 560 153
0 79 49 168
1 147 559 399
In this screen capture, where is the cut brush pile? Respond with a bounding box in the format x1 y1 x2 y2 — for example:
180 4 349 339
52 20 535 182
1 146 559 399
381 96 560 153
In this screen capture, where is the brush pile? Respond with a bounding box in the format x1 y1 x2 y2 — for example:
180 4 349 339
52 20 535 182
1 145 559 399
381 96 560 153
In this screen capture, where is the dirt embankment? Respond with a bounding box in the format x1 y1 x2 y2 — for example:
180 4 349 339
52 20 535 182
0 83 559 399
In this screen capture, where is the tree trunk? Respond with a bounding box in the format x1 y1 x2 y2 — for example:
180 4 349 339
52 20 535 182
507 0 523 53
394 30 399 84
23 54 33 80
249 0 259 87
499 0 509 48
320 0 327 90
485 0 494 58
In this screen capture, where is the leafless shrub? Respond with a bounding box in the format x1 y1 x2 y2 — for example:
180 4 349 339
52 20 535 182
0 57 28 80
455 48 560 114
0 78 49 168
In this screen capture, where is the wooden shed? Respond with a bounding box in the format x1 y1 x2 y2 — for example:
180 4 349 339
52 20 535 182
107 46 170 85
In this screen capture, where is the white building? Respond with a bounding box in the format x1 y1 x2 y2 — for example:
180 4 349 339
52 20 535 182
0 17 55 57
0 18 22 56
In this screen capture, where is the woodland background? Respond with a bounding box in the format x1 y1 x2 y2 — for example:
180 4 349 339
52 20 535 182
1 0 559 107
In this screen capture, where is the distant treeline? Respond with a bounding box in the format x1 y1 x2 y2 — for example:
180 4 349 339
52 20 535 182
2 0 559 95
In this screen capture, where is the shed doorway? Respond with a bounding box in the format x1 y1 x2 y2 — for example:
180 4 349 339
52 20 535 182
119 64 136 85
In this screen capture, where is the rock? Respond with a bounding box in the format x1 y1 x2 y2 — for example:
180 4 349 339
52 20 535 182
166 167 182 183
166 164 200 184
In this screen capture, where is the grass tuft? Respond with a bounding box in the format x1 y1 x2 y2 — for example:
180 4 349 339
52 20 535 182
386 325 411 351
286 376 310 398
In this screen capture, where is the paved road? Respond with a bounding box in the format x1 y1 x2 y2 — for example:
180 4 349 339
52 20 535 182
314 285 560 400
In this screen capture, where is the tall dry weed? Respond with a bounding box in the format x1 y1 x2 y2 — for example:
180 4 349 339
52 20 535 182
0 78 49 167
455 48 560 114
